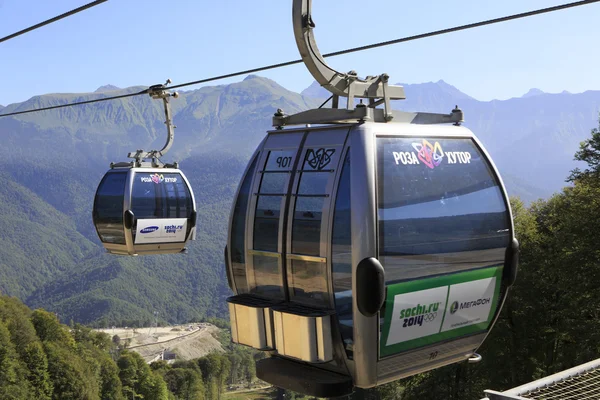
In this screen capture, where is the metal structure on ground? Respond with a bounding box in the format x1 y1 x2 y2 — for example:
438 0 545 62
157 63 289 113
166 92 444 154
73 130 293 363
482 357 600 400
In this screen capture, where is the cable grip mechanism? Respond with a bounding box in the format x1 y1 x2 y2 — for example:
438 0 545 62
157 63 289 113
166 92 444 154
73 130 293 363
293 0 405 120
127 79 179 168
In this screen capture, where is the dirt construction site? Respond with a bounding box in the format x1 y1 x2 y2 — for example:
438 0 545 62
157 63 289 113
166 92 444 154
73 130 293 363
96 323 224 363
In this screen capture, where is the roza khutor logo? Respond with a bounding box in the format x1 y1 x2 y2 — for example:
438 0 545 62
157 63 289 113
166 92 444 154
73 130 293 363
399 302 440 328
140 173 178 184
392 139 472 169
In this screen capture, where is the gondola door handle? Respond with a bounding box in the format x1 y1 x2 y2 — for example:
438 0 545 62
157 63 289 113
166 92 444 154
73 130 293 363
503 239 520 287
356 257 385 317
124 210 135 230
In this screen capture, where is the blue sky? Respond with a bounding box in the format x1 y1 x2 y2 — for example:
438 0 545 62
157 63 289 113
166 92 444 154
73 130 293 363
0 0 599 105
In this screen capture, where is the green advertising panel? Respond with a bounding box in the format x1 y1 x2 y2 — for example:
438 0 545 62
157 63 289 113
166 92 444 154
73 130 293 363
380 266 502 357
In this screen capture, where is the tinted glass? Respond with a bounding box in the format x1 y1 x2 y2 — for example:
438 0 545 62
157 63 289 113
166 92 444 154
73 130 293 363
253 195 282 253
230 155 259 293
291 197 324 255
331 152 353 357
259 173 288 194
251 255 282 298
290 148 336 256
95 171 127 244
377 137 510 283
289 259 328 305
131 172 192 219
297 172 329 195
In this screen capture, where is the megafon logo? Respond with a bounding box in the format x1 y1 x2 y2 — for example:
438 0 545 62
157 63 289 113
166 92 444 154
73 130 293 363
399 302 441 328
450 301 459 314
140 226 159 234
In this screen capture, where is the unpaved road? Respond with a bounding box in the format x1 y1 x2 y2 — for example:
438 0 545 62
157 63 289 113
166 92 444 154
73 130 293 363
97 323 224 362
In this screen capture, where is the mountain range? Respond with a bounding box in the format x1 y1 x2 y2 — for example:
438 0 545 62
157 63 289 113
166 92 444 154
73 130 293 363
0 75 598 325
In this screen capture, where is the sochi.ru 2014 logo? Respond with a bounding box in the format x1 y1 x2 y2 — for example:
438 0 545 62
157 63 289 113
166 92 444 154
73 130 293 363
450 301 459 315
399 302 441 328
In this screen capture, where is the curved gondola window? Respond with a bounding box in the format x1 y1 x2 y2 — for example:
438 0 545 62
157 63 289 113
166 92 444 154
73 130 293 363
131 173 192 219
331 150 353 358
94 171 127 244
230 155 259 293
288 147 338 306
376 137 511 283
252 150 295 298
131 172 193 242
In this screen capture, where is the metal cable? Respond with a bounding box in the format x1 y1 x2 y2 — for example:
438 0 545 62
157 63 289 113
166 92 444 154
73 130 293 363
0 90 148 117
0 0 108 44
1 0 598 118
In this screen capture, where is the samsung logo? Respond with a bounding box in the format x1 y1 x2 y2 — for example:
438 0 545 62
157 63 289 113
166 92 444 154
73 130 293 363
140 226 159 234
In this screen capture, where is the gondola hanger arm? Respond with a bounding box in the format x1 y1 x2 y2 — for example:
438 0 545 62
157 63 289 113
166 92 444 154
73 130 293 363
128 79 179 167
293 0 405 119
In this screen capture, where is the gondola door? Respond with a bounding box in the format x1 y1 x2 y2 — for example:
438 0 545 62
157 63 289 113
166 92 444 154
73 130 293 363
283 128 348 310
246 132 304 301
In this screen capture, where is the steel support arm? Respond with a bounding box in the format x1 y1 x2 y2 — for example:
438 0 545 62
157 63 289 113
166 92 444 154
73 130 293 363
293 0 406 101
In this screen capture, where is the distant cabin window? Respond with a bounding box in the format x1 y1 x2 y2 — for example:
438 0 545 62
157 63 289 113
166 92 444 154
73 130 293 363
131 172 192 219
377 137 511 283
230 155 259 293
130 172 193 243
331 151 353 358
94 171 127 244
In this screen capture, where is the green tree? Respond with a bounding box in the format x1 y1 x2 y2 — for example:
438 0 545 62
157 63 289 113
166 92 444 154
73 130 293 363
118 351 169 400
23 341 53 399
31 309 74 346
164 367 205 400
0 321 34 399
44 341 100 400
568 114 600 182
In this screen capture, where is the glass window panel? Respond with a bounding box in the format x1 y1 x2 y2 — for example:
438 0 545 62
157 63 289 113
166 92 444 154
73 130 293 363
131 172 183 219
231 156 259 293
251 255 282 298
292 197 324 256
94 172 127 244
289 259 327 306
259 172 288 194
376 137 511 284
254 195 282 252
297 172 329 195
264 150 296 171
302 148 339 171
331 151 353 358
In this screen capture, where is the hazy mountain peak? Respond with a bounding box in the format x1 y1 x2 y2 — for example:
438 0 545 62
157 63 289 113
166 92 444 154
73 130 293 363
243 74 261 81
522 88 545 98
95 84 121 93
